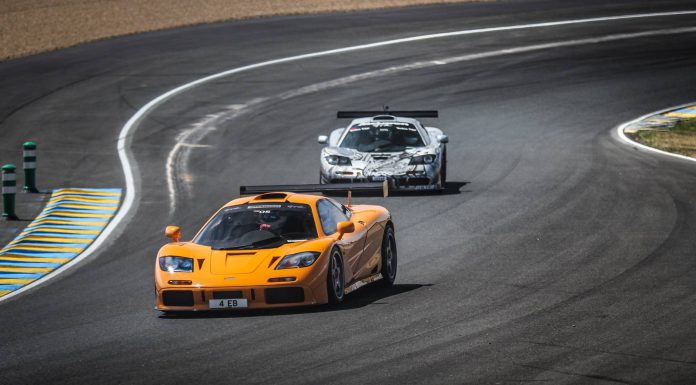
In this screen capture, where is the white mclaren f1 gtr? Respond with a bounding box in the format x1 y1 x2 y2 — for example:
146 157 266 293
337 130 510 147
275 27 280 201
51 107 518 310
318 110 449 191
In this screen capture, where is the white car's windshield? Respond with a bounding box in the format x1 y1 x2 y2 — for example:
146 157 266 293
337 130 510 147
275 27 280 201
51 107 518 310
194 203 318 250
339 122 425 152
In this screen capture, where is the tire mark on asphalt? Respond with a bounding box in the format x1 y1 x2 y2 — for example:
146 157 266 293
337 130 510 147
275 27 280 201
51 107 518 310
513 363 642 385
0 72 105 127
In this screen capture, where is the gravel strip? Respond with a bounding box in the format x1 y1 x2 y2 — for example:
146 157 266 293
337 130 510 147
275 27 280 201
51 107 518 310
1 0 479 61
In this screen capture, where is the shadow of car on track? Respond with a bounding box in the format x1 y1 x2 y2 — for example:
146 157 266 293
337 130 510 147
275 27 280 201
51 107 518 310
157 283 431 319
328 181 468 198
411 181 468 196
381 181 469 197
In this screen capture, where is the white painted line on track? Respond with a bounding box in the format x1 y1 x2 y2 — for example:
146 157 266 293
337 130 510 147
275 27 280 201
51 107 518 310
164 22 696 214
166 26 696 211
616 102 696 164
4 9 696 303
166 99 268 214
166 27 696 210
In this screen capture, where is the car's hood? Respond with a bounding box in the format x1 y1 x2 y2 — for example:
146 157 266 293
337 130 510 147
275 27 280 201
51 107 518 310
159 240 324 275
209 240 318 275
325 146 431 158
324 147 434 174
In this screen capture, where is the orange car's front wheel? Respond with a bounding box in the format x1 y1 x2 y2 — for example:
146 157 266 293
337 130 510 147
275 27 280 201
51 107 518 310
327 248 345 305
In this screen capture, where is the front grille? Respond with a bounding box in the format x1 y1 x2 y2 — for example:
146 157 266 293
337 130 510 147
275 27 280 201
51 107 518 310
329 178 368 184
212 290 243 299
162 290 194 306
397 177 431 186
265 287 305 304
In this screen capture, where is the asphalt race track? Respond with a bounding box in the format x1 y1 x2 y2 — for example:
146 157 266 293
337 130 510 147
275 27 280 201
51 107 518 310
2 1 696 383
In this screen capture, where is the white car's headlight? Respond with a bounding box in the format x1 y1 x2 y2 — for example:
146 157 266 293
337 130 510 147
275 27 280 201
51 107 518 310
409 154 436 165
159 256 194 272
276 252 320 269
325 155 352 165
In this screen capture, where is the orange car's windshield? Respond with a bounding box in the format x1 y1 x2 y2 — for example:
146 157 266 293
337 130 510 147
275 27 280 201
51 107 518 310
193 203 318 250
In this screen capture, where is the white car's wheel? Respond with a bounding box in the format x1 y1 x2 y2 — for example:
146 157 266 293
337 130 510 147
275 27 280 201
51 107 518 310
440 148 447 187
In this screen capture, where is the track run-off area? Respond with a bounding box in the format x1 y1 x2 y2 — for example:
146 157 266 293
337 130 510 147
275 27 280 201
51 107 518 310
1 1 696 383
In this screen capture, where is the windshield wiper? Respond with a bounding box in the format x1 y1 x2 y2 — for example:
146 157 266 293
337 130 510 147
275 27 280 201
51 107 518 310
253 236 284 246
212 236 285 250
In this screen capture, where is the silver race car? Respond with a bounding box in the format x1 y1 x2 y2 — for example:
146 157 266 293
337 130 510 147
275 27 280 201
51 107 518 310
318 110 448 191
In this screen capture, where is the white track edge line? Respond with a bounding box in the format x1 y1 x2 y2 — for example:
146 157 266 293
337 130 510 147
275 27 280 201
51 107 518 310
3 9 696 303
616 102 696 164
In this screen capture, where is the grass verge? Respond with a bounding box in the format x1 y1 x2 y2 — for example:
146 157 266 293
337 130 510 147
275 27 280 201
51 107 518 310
632 118 696 158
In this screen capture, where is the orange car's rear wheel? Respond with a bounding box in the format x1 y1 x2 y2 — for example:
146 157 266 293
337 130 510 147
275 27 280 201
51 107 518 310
327 248 345 305
380 226 397 287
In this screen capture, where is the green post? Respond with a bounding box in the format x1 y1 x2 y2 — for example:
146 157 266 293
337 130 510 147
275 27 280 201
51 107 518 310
2 164 18 220
23 141 38 193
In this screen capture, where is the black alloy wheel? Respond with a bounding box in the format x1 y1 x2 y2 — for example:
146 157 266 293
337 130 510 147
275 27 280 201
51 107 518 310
379 226 397 287
327 248 345 304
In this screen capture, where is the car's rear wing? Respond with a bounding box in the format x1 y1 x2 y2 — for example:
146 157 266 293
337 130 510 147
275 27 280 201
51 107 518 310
239 181 389 198
336 110 438 119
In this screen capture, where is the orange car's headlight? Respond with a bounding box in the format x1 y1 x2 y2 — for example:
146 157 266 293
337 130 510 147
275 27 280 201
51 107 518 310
276 252 319 269
159 256 194 273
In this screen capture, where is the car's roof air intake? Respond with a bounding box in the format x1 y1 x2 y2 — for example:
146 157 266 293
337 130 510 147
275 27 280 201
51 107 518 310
372 115 395 120
254 193 288 200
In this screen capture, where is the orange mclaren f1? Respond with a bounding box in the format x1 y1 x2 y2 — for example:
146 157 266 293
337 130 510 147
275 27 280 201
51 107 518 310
154 183 396 312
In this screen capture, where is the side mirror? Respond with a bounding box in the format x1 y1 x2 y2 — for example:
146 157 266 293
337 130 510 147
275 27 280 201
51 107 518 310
437 134 449 144
165 226 181 242
318 135 328 144
336 221 355 239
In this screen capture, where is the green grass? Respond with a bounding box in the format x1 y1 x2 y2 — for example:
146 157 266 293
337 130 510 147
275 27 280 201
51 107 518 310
672 118 696 133
632 118 696 158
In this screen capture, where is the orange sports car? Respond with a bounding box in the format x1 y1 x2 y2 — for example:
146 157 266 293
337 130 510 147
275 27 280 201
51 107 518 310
154 183 396 312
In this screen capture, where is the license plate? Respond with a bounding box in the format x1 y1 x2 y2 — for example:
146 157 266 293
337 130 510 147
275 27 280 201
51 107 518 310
371 176 386 181
209 298 248 309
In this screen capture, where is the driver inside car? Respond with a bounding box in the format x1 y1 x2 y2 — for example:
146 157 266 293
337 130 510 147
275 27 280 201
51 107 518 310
258 210 287 233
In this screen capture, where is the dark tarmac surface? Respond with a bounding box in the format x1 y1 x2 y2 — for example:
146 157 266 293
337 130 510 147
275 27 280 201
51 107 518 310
0 192 49 246
1 1 696 384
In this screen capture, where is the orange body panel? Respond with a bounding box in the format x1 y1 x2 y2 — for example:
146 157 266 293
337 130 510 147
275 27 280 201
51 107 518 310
154 193 391 311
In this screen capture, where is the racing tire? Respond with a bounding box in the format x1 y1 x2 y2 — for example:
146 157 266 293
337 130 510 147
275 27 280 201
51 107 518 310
327 248 345 305
440 148 447 187
379 225 397 287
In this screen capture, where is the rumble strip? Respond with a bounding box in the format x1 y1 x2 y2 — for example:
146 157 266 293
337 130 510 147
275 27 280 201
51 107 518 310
0 188 121 298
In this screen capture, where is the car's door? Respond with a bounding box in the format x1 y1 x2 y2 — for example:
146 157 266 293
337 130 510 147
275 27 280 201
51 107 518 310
316 198 365 283
354 218 382 279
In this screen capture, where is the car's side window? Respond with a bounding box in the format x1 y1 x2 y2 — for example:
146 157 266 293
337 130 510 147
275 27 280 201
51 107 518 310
335 201 352 220
417 121 430 145
317 199 349 235
342 204 352 220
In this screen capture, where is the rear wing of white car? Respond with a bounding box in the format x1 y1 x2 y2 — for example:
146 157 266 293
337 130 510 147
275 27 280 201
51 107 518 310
336 110 438 119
